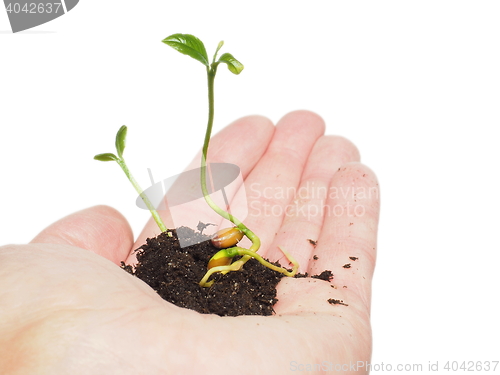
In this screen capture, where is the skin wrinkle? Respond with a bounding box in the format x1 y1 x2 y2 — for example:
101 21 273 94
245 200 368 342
267 144 309 172
284 194 324 224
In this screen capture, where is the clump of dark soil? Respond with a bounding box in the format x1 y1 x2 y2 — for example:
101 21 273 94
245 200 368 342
121 227 286 317
328 298 348 306
311 270 333 281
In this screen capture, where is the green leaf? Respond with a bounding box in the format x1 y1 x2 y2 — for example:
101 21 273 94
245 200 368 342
115 125 127 158
94 153 119 162
218 53 244 75
162 33 209 67
212 40 224 64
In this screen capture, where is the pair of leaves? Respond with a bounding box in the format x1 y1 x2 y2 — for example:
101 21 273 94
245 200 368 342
96 34 242 163
94 125 127 162
162 33 244 75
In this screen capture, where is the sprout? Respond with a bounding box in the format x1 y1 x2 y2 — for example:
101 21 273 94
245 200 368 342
94 126 167 233
163 33 299 286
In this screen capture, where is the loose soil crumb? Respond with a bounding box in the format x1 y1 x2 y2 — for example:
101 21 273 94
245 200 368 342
328 299 348 306
349 256 358 261
311 270 333 282
343 263 351 269
308 239 317 247
313 255 319 260
121 227 332 317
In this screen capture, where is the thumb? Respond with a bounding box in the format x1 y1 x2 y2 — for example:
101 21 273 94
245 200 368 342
31 205 134 265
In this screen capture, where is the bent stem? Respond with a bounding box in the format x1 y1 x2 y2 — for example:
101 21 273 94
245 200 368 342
115 158 167 233
162 34 299 286
200 62 260 254
199 246 299 287
94 126 167 233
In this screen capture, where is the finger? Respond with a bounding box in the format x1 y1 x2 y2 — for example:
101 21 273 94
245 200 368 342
237 110 325 257
31 205 134 265
309 162 380 310
130 115 275 254
266 135 360 272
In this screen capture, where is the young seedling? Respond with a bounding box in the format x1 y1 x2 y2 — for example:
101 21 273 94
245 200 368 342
94 126 168 233
162 33 299 286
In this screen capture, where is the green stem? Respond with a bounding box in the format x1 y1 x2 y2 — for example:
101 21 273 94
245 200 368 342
116 158 167 232
235 248 298 277
200 64 260 252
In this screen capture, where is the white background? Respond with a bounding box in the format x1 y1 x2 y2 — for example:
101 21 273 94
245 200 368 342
1 0 499 371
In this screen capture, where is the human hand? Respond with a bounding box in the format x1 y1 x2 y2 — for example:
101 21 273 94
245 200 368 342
0 111 379 374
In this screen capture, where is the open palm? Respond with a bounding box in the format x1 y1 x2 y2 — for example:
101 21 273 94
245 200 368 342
0 111 379 374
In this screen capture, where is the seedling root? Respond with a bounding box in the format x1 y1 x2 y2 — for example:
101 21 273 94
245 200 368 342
199 246 299 287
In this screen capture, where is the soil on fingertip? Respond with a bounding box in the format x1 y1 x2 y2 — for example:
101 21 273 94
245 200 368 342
121 227 334 317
